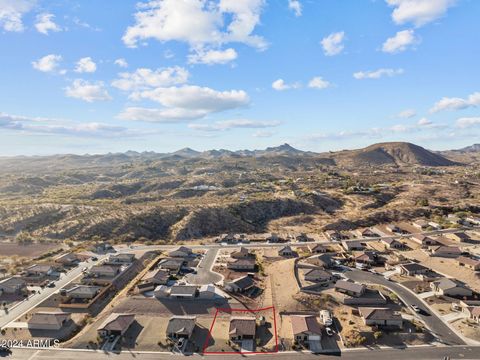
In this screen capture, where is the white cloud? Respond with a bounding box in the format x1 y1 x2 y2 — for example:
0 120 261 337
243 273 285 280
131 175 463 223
382 29 418 53
456 117 480 129
353 68 404 79
112 66 189 91
32 54 62 72
131 85 249 112
122 0 267 51
0 112 132 138
288 0 302 17
35 13 61 34
397 109 416 118
65 79 112 102
114 58 128 68
189 118 281 131
119 85 249 122
74 57 97 73
386 0 457 27
188 47 237 65
417 117 432 126
430 92 480 113
320 31 345 56
0 0 35 32
272 78 300 91
308 76 331 89
117 107 205 122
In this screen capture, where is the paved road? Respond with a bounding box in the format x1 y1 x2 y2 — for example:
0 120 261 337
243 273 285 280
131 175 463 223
0 256 107 329
184 248 222 285
344 269 465 346
122 226 479 254
6 345 480 359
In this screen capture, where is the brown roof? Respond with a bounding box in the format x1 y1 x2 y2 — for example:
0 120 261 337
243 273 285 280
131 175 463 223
29 312 70 326
359 308 402 321
457 256 480 267
335 280 365 294
98 313 135 332
290 315 322 336
229 317 256 337
431 246 461 254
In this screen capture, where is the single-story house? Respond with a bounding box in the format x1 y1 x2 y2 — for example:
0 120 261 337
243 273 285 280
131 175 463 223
308 254 334 268
342 241 365 252
168 246 193 258
304 269 333 284
278 245 294 257
464 306 480 324
429 246 462 258
25 264 54 277
154 285 170 298
398 263 430 276
229 317 256 341
266 233 281 243
138 268 170 292
0 276 27 295
381 238 405 250
224 275 255 293
54 253 79 266
231 247 254 259
89 265 120 278
290 315 322 344
166 316 197 339
355 251 378 265
359 308 403 328
457 256 480 271
447 232 472 243
412 220 429 230
335 280 365 297
228 258 256 271
108 253 135 264
309 244 328 254
158 258 184 273
325 230 344 241
28 312 71 331
98 313 135 338
199 284 216 299
170 285 198 299
67 285 101 300
411 234 437 246
386 224 402 233
431 278 473 297
296 233 311 242
352 228 378 238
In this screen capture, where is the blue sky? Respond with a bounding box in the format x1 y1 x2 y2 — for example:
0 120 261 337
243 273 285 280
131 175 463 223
0 0 479 155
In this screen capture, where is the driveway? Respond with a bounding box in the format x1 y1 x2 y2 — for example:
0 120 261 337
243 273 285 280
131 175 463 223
344 269 465 345
184 248 223 285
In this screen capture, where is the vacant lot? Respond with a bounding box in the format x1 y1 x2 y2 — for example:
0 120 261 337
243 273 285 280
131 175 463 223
0 241 60 257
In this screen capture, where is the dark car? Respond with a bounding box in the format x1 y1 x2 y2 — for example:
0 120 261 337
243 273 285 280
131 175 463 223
91 257 98 261
0 345 11 355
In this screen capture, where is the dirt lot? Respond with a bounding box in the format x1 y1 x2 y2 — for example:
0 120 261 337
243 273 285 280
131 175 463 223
452 318 480 341
203 308 277 353
0 241 60 257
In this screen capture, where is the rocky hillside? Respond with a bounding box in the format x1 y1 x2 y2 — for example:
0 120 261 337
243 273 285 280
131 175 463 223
332 142 457 167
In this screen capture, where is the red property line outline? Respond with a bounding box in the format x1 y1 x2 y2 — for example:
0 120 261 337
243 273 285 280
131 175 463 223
202 306 279 355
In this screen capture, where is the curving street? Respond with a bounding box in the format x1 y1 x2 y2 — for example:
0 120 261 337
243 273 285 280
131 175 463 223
184 248 223 285
344 268 465 346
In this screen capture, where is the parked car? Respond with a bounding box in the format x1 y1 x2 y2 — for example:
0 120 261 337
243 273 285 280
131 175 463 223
411 304 421 313
325 327 334 337
0 345 11 354
46 281 56 288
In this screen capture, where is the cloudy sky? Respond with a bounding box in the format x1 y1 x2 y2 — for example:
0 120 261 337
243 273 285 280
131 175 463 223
0 0 479 155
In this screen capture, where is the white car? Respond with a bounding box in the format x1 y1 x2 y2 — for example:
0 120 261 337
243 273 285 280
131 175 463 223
325 327 334 337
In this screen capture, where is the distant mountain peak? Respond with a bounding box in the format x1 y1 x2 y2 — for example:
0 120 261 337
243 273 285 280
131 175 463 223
455 143 480 153
264 143 304 154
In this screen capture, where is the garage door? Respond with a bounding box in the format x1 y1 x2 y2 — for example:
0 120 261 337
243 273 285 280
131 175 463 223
309 335 321 341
